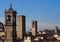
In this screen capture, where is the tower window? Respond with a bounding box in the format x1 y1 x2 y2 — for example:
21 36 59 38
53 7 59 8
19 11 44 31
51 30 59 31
32 22 34 27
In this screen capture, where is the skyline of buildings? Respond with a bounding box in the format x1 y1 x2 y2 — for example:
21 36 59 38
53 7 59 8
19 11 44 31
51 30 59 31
0 0 60 31
0 4 60 31
0 0 60 42
0 5 60 42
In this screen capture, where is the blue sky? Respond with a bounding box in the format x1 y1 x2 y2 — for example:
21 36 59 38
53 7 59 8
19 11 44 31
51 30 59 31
0 0 60 30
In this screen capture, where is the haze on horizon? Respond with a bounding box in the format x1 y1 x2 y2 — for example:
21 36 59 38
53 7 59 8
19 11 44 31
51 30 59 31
0 0 60 31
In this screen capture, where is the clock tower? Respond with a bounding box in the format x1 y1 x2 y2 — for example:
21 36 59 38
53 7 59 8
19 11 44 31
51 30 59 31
5 5 17 42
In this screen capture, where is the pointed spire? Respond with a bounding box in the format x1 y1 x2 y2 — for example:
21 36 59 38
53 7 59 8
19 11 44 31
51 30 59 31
9 4 13 11
10 4 12 9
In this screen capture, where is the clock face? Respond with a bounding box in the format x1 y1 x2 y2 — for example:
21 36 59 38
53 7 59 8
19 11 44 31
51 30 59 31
7 15 11 21
7 17 9 20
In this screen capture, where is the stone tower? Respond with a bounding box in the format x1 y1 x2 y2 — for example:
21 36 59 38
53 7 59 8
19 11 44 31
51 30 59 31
54 26 58 34
4 5 17 42
31 21 37 36
17 15 26 39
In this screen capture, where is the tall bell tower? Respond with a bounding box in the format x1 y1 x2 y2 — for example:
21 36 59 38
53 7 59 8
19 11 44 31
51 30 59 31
5 5 17 42
31 20 37 36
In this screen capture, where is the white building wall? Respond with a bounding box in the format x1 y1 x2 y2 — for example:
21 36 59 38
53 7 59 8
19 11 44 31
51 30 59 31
24 36 31 42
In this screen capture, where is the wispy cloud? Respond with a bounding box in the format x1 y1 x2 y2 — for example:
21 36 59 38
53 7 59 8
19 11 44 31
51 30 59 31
38 23 60 31
26 21 60 31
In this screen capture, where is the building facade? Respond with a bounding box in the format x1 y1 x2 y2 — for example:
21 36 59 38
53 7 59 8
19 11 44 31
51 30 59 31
31 21 37 36
4 5 17 42
17 15 26 39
